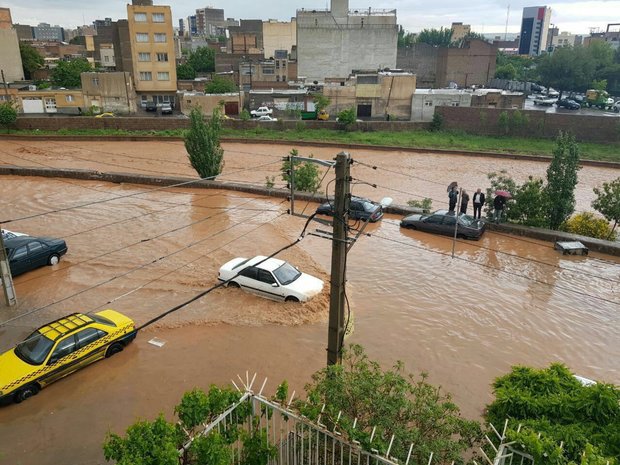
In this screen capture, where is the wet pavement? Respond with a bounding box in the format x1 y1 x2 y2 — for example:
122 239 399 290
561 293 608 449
0 141 619 465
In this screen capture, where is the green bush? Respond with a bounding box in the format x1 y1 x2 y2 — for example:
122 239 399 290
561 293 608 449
429 112 443 132
563 212 617 240
239 109 251 121
0 102 18 133
336 107 356 128
407 198 433 211
281 148 322 193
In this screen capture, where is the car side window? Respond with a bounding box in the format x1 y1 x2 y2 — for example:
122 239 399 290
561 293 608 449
12 246 28 260
49 335 77 364
443 216 457 226
257 269 276 285
239 267 258 280
28 242 44 253
75 328 107 349
425 215 443 224
350 202 363 211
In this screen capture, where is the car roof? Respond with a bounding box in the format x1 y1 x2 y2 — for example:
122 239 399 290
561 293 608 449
4 236 55 248
36 313 94 342
247 255 286 272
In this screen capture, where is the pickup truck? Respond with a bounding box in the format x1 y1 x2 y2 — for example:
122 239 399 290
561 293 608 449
301 109 329 120
250 106 273 117
533 96 556 106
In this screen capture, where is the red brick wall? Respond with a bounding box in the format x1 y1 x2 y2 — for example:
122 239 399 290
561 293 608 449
436 107 620 143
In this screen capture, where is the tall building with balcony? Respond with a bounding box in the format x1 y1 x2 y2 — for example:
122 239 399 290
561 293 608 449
195 7 225 36
296 0 398 82
125 0 177 108
518 6 551 56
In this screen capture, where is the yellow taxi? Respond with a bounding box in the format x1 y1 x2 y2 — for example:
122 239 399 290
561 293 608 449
0 310 136 405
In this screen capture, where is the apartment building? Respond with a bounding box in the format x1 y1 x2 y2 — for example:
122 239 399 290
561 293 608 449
125 0 177 108
518 6 552 56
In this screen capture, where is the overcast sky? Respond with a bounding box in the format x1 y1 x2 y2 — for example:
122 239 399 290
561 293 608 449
4 0 619 35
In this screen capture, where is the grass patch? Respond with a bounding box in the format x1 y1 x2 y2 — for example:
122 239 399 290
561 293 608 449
8 127 620 162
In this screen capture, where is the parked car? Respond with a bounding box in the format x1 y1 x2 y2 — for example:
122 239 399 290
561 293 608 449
1 229 27 241
400 210 486 240
533 96 556 106
613 101 620 113
250 106 273 118
256 115 278 122
316 196 384 222
556 99 580 110
145 101 157 112
160 103 173 114
218 256 324 303
4 236 68 276
0 310 136 404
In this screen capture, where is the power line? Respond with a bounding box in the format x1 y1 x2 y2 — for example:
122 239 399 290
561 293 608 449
370 232 620 307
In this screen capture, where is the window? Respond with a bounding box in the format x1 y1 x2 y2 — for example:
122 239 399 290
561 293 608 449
257 270 276 285
152 13 165 23
92 77 99 86
15 332 54 365
424 101 433 107
273 263 301 285
450 101 459 107
239 267 258 280
12 246 28 260
104 56 110 62
65 95 74 102
139 71 152 81
157 72 170 81
156 52 168 62
75 328 107 349
138 52 151 61
27 242 44 253
49 336 76 364
45 98 57 110
136 33 149 42
154 33 167 43
134 12 147 22
424 215 443 224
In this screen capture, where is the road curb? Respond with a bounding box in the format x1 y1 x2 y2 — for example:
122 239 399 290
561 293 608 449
1 165 618 256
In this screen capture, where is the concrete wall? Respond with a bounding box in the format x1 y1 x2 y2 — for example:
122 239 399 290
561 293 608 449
263 19 296 59
412 93 472 122
436 106 620 143
436 40 497 88
0 29 25 82
179 93 244 116
297 10 398 82
396 44 438 87
81 72 137 114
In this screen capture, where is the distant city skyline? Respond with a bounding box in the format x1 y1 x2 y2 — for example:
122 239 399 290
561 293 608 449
3 0 619 36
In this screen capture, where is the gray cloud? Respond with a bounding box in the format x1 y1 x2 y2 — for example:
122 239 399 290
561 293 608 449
3 0 618 34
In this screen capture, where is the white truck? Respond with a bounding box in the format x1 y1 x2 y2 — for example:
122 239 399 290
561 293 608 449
250 106 273 118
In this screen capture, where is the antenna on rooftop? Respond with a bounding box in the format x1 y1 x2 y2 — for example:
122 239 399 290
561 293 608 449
504 5 510 41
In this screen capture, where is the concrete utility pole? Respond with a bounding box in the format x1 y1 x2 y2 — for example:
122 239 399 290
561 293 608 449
327 152 351 365
0 227 17 307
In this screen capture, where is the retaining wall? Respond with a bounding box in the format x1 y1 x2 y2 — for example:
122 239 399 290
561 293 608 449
1 165 618 256
436 106 620 143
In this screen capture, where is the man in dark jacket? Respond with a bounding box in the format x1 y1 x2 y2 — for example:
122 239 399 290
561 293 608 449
460 190 470 214
472 188 485 219
493 195 506 223
448 186 458 213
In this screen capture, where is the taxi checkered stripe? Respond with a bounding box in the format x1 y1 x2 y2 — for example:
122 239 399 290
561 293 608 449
1 323 133 394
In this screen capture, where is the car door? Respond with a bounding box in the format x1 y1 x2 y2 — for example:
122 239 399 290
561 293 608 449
236 266 261 297
441 215 458 237
27 241 48 269
256 269 284 301
421 215 444 233
39 334 79 387
73 327 109 366
8 245 29 276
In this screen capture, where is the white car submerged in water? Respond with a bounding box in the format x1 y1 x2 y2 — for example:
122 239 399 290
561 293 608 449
218 256 324 303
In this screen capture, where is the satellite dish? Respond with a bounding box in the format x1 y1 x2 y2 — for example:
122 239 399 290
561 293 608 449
379 197 393 207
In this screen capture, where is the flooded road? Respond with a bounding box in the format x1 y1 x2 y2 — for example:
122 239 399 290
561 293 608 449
0 139 618 213
0 142 619 465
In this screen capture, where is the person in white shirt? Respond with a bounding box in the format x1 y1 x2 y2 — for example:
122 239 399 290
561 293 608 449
472 188 485 219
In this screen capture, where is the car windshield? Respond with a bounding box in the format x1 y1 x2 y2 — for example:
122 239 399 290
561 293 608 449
15 331 55 365
273 263 302 285
362 201 377 212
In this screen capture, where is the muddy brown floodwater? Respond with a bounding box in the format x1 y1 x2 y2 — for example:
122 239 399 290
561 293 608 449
0 141 619 465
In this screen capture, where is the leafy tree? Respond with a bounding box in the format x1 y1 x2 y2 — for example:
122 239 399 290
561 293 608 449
51 58 92 88
496 52 538 82
177 63 197 80
281 149 322 193
592 177 620 238
185 106 224 179
296 345 482 465
336 107 356 128
397 25 416 48
546 131 581 230
0 102 18 134
509 176 548 227
416 27 453 47
429 111 443 131
205 75 237 94
312 94 330 112
486 363 620 465
187 46 215 73
19 42 44 80
495 63 517 80
538 46 594 98
484 171 518 219
239 108 251 121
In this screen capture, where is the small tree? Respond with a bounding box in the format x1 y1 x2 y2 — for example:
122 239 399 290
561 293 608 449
509 176 548 227
546 131 581 230
187 46 215 73
336 107 356 129
239 109 251 121
281 149 322 193
429 112 443 131
0 102 18 134
51 58 92 88
185 106 224 179
177 63 196 80
592 177 620 238
313 94 330 112
19 42 44 80
205 75 237 94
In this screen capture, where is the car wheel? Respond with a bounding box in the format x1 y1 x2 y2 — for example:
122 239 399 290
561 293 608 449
285 296 300 303
228 281 240 288
105 342 124 358
14 383 40 403
48 254 60 266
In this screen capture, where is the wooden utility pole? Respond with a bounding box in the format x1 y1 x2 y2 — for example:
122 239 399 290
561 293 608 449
327 152 351 365
0 227 17 307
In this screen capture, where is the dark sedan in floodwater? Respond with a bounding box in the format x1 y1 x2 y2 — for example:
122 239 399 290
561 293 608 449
316 196 384 222
400 210 486 240
4 236 68 276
